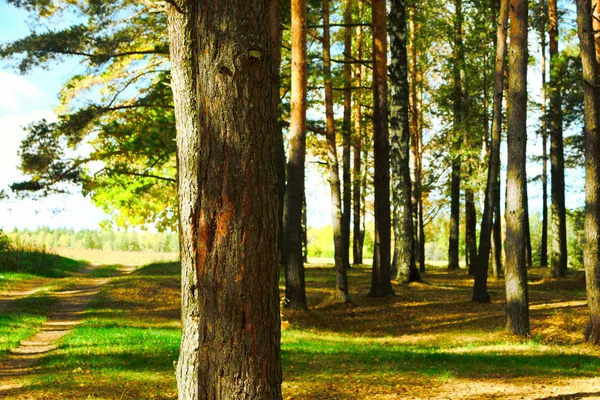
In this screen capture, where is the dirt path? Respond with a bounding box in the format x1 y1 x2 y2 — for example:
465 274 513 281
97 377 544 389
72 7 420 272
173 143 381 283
0 264 135 395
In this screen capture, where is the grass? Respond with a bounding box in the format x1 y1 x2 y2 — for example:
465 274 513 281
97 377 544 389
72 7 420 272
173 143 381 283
2 255 599 399
0 293 58 357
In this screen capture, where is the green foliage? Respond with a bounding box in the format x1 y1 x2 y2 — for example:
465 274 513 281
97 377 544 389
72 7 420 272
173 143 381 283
307 224 373 260
2 0 175 230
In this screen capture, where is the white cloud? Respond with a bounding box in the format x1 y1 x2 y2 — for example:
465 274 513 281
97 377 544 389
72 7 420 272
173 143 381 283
0 71 42 113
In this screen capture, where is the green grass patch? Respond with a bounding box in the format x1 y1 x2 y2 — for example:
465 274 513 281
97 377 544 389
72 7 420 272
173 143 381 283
0 250 81 277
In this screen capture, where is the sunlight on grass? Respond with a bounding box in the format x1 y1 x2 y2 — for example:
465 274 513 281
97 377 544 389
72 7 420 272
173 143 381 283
0 294 57 356
53 249 178 266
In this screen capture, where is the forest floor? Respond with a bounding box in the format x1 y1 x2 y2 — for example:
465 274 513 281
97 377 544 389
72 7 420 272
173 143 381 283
0 254 599 399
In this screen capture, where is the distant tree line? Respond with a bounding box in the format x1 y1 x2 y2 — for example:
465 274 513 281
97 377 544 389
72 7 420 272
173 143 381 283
5 228 179 253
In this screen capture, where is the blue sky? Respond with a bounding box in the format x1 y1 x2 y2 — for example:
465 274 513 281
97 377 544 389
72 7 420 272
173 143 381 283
0 2 107 231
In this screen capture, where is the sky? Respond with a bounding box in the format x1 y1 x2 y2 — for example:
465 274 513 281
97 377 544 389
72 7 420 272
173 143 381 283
0 3 107 231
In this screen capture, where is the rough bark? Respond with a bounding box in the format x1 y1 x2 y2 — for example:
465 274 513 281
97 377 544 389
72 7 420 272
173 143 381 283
283 0 308 309
575 0 600 345
370 0 395 297
166 1 282 398
448 0 464 272
472 0 508 302
549 0 568 278
353 17 365 266
323 0 350 302
540 3 549 268
390 0 421 284
505 0 530 336
342 0 353 271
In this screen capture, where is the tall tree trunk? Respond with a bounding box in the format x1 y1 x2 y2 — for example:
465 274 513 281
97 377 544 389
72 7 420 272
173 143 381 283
575 0 600 344
284 0 308 309
353 15 364 266
472 0 508 302
272 0 286 266
342 0 353 271
370 0 394 297
549 0 568 278
409 3 426 274
505 0 530 336
448 0 464 272
323 0 351 302
166 1 282 397
390 0 421 284
541 3 549 268
417 56 426 273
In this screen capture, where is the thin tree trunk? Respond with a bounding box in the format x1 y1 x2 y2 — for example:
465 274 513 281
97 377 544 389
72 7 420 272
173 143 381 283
449 0 464 272
505 0 530 336
575 0 600 344
466 189 477 274
353 13 364 266
472 0 508 302
492 186 503 278
525 192 533 268
323 0 350 302
390 0 421 284
549 0 568 278
342 0 353 271
409 3 425 274
370 0 394 297
284 0 308 309
166 1 283 397
302 193 308 263
541 3 549 268
272 0 286 266
417 50 426 273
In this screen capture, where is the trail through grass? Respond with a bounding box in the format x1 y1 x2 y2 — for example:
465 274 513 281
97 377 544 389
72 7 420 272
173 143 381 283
1 257 599 399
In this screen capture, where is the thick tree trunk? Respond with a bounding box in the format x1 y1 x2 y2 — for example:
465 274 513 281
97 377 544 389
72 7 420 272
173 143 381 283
448 0 464 272
575 0 600 345
272 0 286 265
549 0 568 278
166 1 282 398
472 0 508 302
505 0 530 336
323 0 350 302
342 0 353 271
390 0 421 284
353 17 364 266
283 0 308 309
370 0 394 297
540 5 549 268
